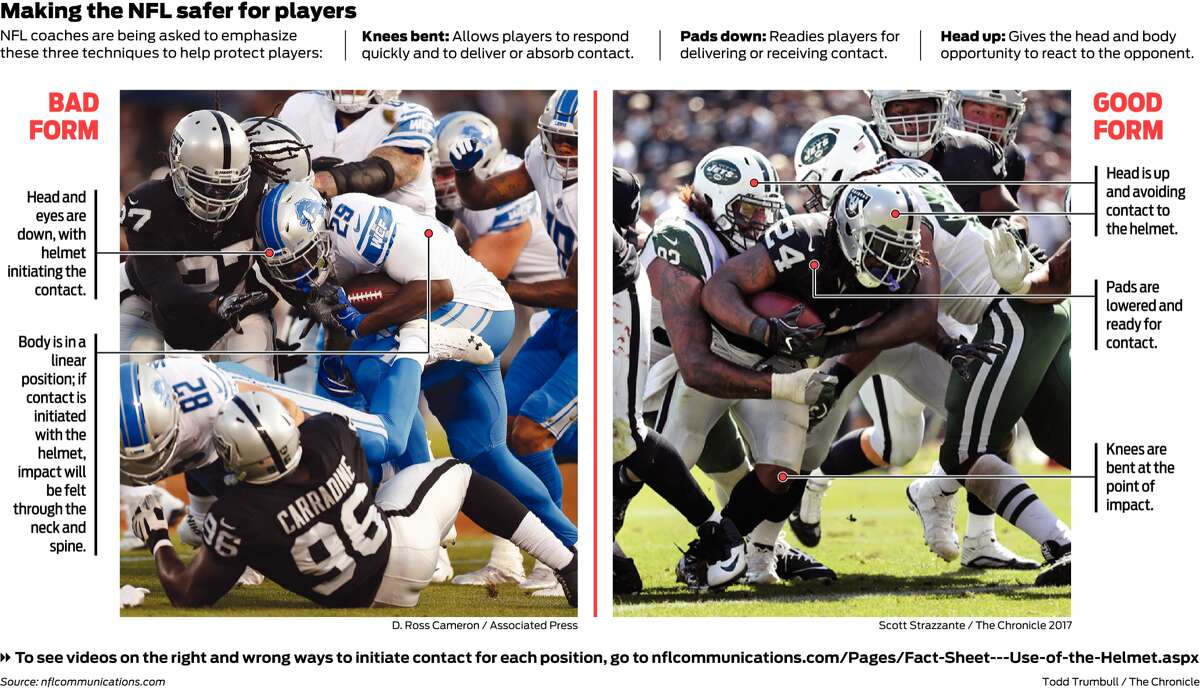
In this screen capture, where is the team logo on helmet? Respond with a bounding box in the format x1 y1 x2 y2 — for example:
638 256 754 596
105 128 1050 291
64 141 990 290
800 132 836 165
702 159 742 185
843 187 872 220
293 198 324 232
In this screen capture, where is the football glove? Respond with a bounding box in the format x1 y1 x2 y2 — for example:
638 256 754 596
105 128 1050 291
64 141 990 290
306 284 365 338
762 306 826 357
770 369 839 418
983 224 1035 295
119 585 151 609
215 291 271 334
317 355 356 398
449 137 485 172
937 335 1007 382
131 494 171 553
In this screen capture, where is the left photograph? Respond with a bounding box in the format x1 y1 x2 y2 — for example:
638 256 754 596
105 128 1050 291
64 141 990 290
117 90 581 616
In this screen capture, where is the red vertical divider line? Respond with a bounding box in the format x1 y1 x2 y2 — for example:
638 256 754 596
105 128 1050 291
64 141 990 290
591 89 599 618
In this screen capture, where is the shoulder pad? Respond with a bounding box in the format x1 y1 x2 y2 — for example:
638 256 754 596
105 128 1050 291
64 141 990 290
649 216 716 279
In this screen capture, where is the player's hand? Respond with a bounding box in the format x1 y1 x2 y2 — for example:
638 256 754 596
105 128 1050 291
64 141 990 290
131 494 170 552
449 137 485 172
763 306 826 357
317 355 356 398
983 224 1034 295
770 369 838 414
332 288 366 339
119 585 151 609
937 335 1007 382
214 291 271 334
306 285 364 338
273 338 307 375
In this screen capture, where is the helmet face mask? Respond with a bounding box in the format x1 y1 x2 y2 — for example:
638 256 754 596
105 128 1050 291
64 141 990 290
868 90 950 157
169 110 253 224
723 194 785 248
692 145 785 254
213 393 302 485
538 90 579 181
951 90 1026 147
432 111 504 211
119 362 183 485
257 182 332 292
834 184 922 291
325 90 376 113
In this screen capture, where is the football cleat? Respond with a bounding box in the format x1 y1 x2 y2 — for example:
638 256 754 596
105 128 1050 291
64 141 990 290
744 542 782 584
177 512 205 548
420 322 494 365
961 531 1039 570
613 552 643 595
430 546 454 583
774 539 837 582
789 476 831 547
691 517 748 590
237 568 265 587
552 549 579 607
519 561 560 592
906 479 960 561
1035 540 1072 586
452 564 525 586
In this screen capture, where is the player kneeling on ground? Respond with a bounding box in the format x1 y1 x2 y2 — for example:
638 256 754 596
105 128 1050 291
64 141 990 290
131 392 578 608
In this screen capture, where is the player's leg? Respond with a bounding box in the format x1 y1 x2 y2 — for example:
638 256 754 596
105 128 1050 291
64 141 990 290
1021 333 1072 467
213 311 275 378
940 299 1072 583
694 412 752 508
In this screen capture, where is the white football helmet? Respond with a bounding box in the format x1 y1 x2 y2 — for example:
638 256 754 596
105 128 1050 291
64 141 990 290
867 90 951 157
832 182 923 291
950 90 1026 147
119 362 182 485
432 111 504 210
241 116 313 186
693 146 786 253
538 89 579 181
794 115 887 212
212 392 302 485
256 181 332 291
168 110 253 223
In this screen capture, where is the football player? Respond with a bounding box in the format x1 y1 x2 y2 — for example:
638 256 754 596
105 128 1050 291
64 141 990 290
636 145 838 588
949 90 1028 198
256 183 580 567
130 392 578 608
277 90 436 214
119 110 276 376
447 90 581 593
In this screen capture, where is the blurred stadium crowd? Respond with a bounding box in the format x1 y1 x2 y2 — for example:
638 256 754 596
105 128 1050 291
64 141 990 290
613 90 1073 250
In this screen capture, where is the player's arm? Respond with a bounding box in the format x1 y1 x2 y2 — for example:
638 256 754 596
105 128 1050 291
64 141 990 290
129 255 216 315
131 497 241 607
449 137 536 209
312 105 434 199
505 250 575 309
469 221 532 280
650 259 772 399
699 243 781 341
359 279 453 335
234 381 307 425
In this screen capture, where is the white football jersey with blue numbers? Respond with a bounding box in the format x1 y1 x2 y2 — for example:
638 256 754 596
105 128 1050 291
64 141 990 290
457 153 561 284
278 91 437 215
523 138 578 273
147 357 238 476
327 193 513 313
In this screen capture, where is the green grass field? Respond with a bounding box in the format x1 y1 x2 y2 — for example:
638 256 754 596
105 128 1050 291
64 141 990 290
615 450 1070 617
120 536 574 617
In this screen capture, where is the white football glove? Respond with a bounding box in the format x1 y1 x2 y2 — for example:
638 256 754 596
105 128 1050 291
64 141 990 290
770 369 838 412
131 494 171 552
983 224 1034 295
119 585 150 608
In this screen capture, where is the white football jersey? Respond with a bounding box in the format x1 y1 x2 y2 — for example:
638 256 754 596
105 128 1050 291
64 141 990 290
148 357 238 476
327 193 513 313
456 153 561 284
278 91 437 215
867 159 999 326
523 138 578 273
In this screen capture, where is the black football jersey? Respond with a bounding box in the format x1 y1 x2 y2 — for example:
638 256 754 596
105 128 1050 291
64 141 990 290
121 175 269 349
202 414 392 608
875 124 1006 213
1003 142 1027 200
762 215 920 333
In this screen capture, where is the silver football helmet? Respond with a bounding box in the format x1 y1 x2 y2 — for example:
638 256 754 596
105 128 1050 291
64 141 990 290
950 90 1026 147
241 116 313 186
119 362 182 485
794 115 887 213
256 181 332 292
169 110 253 223
538 89 579 181
693 146 786 253
212 392 302 485
432 111 504 210
832 182 923 291
867 90 951 157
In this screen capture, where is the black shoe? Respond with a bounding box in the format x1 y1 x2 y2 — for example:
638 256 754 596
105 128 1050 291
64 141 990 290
674 539 707 591
692 517 747 590
776 542 837 582
1035 541 1071 586
554 549 579 607
788 509 822 548
613 464 644 535
613 553 643 595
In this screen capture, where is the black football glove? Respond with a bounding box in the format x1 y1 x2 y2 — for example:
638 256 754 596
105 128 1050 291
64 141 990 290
937 335 1007 382
762 305 826 357
215 291 271 334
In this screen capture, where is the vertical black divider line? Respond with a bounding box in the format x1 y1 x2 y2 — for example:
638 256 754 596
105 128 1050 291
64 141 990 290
1093 165 1099 238
93 332 98 555
1093 279 1099 351
1093 443 1099 514
93 190 98 300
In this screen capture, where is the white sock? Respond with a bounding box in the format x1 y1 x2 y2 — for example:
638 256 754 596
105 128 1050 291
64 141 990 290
966 512 994 539
930 461 961 495
966 455 1071 547
485 536 524 571
749 519 785 548
510 513 573 570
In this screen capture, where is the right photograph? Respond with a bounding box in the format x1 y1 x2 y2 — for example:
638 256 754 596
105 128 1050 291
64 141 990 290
612 90 1073 617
